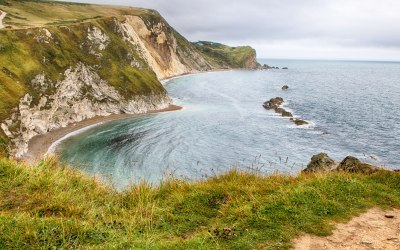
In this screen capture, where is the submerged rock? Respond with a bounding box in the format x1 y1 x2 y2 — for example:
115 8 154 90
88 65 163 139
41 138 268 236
282 85 289 90
337 156 382 174
303 153 337 173
290 118 309 126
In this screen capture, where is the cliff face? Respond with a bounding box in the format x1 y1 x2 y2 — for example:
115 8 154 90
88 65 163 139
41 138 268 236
0 1 260 158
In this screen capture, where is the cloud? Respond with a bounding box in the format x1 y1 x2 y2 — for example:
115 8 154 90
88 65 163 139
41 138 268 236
66 0 400 60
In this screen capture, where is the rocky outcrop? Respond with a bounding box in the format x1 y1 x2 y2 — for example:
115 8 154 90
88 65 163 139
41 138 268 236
263 97 308 126
303 153 387 174
303 153 337 173
1 63 170 158
263 97 284 110
117 15 211 80
337 156 382 174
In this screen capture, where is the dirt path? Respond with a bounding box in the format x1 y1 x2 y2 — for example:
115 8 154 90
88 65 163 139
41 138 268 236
294 208 400 249
0 10 6 29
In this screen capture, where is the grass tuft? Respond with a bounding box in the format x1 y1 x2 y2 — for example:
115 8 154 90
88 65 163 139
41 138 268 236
0 158 399 249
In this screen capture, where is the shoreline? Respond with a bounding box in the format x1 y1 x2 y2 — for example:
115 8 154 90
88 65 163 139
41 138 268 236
23 104 182 164
23 68 233 164
160 68 231 84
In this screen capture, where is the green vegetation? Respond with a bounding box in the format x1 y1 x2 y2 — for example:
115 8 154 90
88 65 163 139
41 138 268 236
0 16 165 156
0 0 261 158
0 2 396 250
193 41 258 69
0 158 399 249
0 0 148 29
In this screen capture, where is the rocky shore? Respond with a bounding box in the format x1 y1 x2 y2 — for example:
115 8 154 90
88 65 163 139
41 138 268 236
303 152 389 174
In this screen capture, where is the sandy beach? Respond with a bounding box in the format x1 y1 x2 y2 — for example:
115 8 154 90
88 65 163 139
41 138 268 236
23 105 182 164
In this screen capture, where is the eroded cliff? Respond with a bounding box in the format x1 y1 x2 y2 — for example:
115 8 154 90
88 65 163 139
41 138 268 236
0 1 260 158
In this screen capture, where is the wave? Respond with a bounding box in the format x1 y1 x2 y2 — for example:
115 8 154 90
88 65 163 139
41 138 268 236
47 122 105 155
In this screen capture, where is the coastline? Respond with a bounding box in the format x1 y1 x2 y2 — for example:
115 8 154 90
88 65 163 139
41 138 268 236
160 68 231 84
23 68 233 164
23 104 182 164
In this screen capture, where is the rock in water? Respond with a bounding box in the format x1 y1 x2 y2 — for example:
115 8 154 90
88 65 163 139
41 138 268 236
280 109 293 117
263 97 284 110
303 153 337 173
290 118 309 126
282 85 289 90
337 156 381 174
282 67 288 70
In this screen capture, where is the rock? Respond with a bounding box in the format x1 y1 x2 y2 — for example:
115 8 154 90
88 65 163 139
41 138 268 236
263 97 284 110
282 85 289 90
385 214 395 219
291 118 308 126
303 153 337 173
4 63 171 158
275 108 292 117
282 67 288 70
259 64 272 70
337 156 382 174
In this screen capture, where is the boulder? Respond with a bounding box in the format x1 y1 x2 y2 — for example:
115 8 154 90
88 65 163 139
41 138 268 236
303 153 337 173
337 156 382 174
282 85 289 90
258 64 271 70
263 97 283 110
290 118 308 126
275 108 292 117
282 67 288 70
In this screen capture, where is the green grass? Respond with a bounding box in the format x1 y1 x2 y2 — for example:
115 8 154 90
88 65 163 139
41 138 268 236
193 41 257 69
0 15 166 156
0 0 149 29
0 158 399 249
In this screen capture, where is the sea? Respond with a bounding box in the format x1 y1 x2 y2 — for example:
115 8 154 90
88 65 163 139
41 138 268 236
56 59 400 189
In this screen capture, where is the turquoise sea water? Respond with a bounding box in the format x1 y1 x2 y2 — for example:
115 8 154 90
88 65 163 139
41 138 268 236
58 59 400 188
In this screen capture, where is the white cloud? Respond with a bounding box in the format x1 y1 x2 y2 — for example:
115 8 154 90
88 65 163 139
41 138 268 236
65 0 400 60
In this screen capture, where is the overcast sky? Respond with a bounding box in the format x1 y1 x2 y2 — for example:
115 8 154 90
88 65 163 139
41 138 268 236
67 0 400 61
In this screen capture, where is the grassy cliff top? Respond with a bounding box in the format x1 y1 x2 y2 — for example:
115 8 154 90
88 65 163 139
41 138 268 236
0 158 399 249
193 41 258 69
0 0 151 29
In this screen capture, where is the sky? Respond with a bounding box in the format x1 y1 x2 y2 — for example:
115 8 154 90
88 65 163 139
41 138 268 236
67 0 400 61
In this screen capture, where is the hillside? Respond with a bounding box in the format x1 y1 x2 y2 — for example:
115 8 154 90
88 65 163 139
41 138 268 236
0 0 261 158
193 41 260 69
